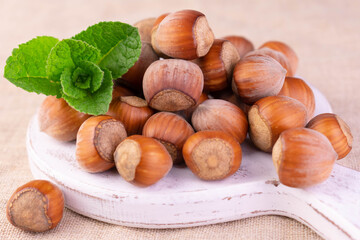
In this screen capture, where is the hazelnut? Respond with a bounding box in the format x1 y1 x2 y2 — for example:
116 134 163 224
245 48 293 76
232 55 286 104
6 180 64 232
192 99 248 143
151 10 215 59
193 39 240 92
143 59 204 111
175 92 209 122
134 17 156 42
278 77 315 121
142 112 194 164
121 41 159 92
76 115 127 173
114 135 173 186
210 89 251 115
150 13 170 58
260 40 299 74
223 35 254 57
38 96 90 141
307 113 353 159
248 96 307 152
107 96 154 135
183 131 242 180
272 128 337 188
111 83 134 101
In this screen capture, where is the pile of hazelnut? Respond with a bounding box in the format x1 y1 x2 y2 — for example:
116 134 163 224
6 10 353 232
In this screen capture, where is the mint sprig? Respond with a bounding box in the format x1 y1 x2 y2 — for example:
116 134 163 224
73 22 141 79
4 36 61 97
3 22 141 115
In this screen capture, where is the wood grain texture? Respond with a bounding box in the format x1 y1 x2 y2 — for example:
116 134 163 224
26 86 360 239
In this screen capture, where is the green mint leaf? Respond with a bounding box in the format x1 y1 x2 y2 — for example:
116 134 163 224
62 68 113 115
4 36 61 96
60 67 87 99
46 39 101 81
73 21 141 79
78 60 104 93
60 61 104 99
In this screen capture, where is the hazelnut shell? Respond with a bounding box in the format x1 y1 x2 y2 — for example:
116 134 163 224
272 128 337 188
6 180 64 232
306 113 353 159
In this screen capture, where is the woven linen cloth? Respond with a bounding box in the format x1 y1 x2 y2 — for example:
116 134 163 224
0 0 359 239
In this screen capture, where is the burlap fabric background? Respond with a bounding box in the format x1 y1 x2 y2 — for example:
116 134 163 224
0 0 359 239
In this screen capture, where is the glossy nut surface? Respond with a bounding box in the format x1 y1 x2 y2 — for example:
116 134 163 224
232 55 286 104
38 96 90 141
152 10 215 59
114 135 173 186
260 40 299 74
278 77 315 121
307 113 353 159
76 115 127 173
272 128 337 188
223 35 254 57
143 59 204 111
245 48 293 76
107 96 154 135
143 112 194 164
248 96 307 152
192 99 248 143
193 39 240 92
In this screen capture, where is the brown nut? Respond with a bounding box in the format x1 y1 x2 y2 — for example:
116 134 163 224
111 83 134 102
142 112 194 165
260 41 299 74
121 41 159 92
151 10 215 60
272 128 337 188
151 13 170 58
183 131 242 181
38 96 90 141
232 55 286 104
192 99 248 143
107 96 154 135
6 180 64 232
278 77 315 121
143 59 204 111
248 96 307 152
210 89 251 115
193 39 240 92
306 113 353 159
134 17 156 42
114 135 173 187
76 115 127 173
175 92 209 122
245 48 293 76
223 35 254 58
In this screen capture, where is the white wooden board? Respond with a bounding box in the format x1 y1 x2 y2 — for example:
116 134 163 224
27 86 360 240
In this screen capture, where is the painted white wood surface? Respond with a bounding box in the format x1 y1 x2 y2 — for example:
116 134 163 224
27 86 360 240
